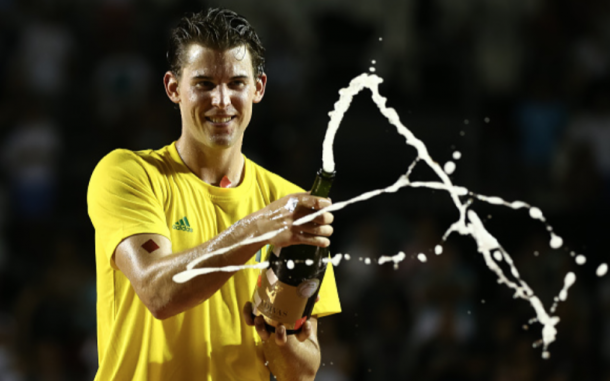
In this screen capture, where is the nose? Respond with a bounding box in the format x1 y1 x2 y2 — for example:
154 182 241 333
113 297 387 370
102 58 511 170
211 84 231 109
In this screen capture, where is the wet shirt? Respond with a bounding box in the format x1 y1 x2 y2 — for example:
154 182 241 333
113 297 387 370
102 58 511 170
87 142 341 381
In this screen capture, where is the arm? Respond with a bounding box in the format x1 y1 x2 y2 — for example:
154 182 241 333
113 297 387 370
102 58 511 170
243 303 321 381
114 193 334 320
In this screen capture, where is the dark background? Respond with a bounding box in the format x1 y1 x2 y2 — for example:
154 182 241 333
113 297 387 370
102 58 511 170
1 0 609 380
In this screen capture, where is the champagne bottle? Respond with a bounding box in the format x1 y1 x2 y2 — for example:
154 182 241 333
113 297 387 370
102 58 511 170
251 169 335 334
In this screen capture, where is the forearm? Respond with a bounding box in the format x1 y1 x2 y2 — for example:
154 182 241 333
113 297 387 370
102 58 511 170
150 241 263 319
262 334 321 381
120 216 266 319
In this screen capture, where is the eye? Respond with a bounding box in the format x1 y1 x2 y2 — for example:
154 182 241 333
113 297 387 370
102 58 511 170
195 81 215 89
230 80 246 88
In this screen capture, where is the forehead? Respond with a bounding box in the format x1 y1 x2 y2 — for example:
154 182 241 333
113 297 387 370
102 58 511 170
181 44 254 78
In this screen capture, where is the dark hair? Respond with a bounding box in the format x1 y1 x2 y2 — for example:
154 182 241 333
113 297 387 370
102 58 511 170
167 8 265 78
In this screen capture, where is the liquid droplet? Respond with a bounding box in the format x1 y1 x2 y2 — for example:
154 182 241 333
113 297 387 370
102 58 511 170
542 351 550 359
369 67 376 73
444 161 456 175
493 250 502 262
575 255 586 265
331 254 343 266
364 258 371 265
529 207 543 220
287 260 295 269
550 235 563 249
484 117 490 123
371 60 376 64
417 253 427 263
558 272 576 301
344 254 351 260
434 245 443 255
597 263 608 277
452 151 462 160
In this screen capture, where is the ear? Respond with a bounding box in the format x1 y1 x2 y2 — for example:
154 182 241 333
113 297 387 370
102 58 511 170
164 71 181 104
253 73 267 103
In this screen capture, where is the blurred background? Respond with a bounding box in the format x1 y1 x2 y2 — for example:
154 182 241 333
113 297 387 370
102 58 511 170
1 0 609 379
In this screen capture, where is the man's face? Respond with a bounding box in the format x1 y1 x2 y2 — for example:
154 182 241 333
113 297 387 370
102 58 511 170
166 44 266 150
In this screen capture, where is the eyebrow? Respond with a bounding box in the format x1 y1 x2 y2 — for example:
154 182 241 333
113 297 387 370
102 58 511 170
191 75 250 81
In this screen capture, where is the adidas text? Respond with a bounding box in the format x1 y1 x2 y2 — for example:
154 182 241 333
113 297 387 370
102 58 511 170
173 225 193 233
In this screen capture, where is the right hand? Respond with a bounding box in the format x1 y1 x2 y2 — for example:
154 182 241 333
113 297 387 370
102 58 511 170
255 193 334 248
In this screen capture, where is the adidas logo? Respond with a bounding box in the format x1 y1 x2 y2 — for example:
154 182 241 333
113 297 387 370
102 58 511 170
173 217 193 233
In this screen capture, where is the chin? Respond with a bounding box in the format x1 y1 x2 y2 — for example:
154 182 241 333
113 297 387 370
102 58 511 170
208 136 236 148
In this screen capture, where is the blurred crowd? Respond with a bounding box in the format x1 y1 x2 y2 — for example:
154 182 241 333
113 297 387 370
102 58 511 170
0 0 609 380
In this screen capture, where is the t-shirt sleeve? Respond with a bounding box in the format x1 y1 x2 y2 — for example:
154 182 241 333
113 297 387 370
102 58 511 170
312 261 341 318
88 149 170 269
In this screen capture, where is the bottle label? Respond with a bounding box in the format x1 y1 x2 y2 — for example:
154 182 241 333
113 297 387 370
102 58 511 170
253 268 314 326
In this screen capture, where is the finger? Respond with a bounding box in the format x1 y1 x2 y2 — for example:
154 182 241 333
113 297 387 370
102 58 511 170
294 223 334 237
254 316 271 341
296 195 332 211
312 212 334 225
242 302 255 326
293 233 330 248
295 321 313 342
274 324 288 346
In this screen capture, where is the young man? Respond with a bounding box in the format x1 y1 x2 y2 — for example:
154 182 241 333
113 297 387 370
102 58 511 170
87 8 341 381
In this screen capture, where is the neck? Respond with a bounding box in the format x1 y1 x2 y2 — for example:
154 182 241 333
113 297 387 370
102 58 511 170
176 136 245 187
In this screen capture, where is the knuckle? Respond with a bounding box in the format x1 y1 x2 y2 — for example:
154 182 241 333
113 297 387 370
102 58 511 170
315 198 324 209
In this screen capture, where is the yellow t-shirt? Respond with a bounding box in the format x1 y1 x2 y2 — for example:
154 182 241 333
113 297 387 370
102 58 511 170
87 142 341 381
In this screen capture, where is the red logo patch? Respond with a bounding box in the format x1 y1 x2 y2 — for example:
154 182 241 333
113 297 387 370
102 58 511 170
141 239 160 253
257 274 262 288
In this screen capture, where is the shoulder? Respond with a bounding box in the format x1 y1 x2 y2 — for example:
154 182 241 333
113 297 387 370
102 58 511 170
91 146 172 181
93 148 140 173
247 159 304 199
88 145 175 203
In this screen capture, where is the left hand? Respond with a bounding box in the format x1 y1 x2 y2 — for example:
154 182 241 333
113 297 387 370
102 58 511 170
242 302 314 346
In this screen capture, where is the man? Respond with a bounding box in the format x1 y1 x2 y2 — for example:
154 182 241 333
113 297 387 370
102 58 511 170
87 8 341 381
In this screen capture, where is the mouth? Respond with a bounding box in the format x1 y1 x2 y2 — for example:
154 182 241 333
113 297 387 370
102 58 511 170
205 116 236 125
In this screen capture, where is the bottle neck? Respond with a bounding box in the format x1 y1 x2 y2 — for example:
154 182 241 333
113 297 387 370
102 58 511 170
310 169 335 198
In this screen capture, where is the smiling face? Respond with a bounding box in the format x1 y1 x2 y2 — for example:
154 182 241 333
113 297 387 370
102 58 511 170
164 44 267 151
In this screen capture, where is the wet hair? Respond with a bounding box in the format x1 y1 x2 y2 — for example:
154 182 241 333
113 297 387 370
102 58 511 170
167 8 265 78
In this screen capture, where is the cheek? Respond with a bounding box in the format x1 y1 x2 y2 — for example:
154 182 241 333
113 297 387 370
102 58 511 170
235 92 254 113
186 89 204 104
